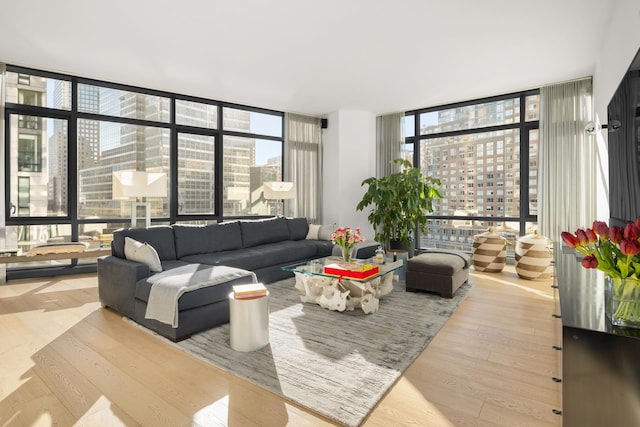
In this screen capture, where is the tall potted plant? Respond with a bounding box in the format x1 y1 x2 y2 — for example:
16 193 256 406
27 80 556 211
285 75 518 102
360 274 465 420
356 158 442 254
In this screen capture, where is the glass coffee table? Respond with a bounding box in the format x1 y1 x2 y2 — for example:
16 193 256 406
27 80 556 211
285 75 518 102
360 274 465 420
282 256 404 314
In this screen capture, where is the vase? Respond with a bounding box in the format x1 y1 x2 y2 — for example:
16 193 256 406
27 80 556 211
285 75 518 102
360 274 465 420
605 275 640 329
341 246 356 263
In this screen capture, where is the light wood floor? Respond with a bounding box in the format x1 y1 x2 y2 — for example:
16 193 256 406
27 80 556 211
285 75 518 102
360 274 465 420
0 266 561 426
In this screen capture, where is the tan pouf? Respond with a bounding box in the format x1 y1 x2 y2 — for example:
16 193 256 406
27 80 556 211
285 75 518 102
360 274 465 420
406 250 471 298
472 229 507 273
515 232 553 280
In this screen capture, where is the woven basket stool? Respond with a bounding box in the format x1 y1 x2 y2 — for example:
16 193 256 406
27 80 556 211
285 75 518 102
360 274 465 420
406 250 471 298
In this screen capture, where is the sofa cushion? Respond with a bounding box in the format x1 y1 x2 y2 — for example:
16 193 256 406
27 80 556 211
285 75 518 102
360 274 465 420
240 217 290 248
181 240 320 270
113 226 177 261
306 224 320 239
124 237 163 272
286 217 309 241
173 222 242 258
135 264 255 311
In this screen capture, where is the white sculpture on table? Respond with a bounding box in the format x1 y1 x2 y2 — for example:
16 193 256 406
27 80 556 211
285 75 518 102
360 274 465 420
318 284 350 311
293 261 399 314
360 294 379 314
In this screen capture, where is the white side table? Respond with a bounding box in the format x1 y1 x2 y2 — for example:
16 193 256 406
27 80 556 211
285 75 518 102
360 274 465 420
228 291 270 352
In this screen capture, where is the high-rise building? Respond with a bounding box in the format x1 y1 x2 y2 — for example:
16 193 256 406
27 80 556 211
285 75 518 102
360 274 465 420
419 96 540 251
6 73 48 218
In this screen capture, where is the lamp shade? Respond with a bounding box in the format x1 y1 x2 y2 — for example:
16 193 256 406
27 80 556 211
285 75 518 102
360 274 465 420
112 171 167 199
263 181 296 200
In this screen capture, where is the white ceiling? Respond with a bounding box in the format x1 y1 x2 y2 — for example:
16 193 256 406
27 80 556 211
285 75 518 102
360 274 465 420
0 0 618 116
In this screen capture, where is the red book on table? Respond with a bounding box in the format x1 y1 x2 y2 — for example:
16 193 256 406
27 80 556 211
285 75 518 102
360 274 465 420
323 263 380 280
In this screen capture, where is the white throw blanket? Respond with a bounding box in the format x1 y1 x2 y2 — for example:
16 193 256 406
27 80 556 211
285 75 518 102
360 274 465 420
144 264 257 328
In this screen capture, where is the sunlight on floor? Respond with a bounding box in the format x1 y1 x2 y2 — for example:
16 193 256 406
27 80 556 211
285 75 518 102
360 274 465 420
193 395 228 426
376 377 457 427
471 267 554 300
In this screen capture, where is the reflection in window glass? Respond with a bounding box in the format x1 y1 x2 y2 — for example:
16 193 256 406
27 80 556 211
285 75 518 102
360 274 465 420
223 107 283 137
223 136 282 216
5 224 73 259
5 72 72 110
9 115 68 217
178 133 216 215
176 100 217 129
77 120 170 219
419 97 520 135
77 84 170 122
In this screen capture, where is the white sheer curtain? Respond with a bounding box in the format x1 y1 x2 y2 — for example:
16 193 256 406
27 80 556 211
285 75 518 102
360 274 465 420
284 113 322 222
0 63 6 283
376 112 404 178
539 78 595 243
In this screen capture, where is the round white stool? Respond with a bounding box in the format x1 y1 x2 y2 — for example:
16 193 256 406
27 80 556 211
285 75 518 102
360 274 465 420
228 291 270 352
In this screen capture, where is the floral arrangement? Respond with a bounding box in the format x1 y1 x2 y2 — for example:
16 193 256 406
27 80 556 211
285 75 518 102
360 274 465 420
560 218 640 278
561 218 640 327
331 226 365 262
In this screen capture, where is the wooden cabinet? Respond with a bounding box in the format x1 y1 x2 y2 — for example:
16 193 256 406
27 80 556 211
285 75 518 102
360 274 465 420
555 245 640 426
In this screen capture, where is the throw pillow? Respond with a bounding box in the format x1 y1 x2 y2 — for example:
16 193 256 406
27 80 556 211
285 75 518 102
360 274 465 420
124 237 162 272
318 223 337 241
306 224 321 240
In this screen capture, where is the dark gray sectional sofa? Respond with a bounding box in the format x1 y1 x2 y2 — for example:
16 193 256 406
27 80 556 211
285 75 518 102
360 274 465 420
98 216 333 341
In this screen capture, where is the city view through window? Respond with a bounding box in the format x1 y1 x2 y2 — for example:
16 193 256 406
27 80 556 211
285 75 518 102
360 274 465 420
4 68 284 260
404 93 540 255
3 66 538 273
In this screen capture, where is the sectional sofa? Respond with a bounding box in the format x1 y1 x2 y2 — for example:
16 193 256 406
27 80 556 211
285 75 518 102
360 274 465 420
98 217 335 341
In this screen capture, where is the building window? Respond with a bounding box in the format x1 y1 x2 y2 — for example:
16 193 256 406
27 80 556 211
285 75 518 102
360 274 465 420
17 134 41 172
17 177 30 216
405 90 539 254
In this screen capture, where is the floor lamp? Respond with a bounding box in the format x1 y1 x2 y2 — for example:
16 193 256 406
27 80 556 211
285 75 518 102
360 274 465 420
263 181 296 216
113 171 167 228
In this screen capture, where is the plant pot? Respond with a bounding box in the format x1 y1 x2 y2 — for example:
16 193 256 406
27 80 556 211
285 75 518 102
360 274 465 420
389 239 414 258
605 275 640 329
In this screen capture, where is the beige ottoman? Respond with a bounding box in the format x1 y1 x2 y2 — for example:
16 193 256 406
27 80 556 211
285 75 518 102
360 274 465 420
406 251 471 298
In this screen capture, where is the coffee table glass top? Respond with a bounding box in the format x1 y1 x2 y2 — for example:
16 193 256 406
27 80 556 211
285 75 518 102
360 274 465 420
282 256 403 282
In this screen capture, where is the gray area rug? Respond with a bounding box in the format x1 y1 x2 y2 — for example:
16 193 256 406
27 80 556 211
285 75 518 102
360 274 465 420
175 278 471 427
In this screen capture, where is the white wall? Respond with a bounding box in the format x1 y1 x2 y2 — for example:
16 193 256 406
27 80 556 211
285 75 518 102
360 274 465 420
593 1 640 220
321 110 377 240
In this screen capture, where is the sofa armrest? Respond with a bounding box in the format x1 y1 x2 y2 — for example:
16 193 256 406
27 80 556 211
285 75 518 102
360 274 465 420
97 256 150 318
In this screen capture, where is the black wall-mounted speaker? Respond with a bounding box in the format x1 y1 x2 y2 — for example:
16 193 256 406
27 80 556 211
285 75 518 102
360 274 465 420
321 118 328 129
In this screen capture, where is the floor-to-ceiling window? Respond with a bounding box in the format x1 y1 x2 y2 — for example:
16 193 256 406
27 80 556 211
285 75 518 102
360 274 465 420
3 65 284 278
404 90 539 255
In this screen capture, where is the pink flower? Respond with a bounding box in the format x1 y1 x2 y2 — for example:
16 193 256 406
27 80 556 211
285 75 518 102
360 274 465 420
330 226 365 250
585 228 597 244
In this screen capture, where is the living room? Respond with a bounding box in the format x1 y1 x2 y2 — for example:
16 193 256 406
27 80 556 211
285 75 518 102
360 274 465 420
1 1 640 426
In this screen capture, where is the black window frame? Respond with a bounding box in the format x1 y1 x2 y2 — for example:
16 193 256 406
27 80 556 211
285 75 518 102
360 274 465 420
404 89 540 252
3 64 286 278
